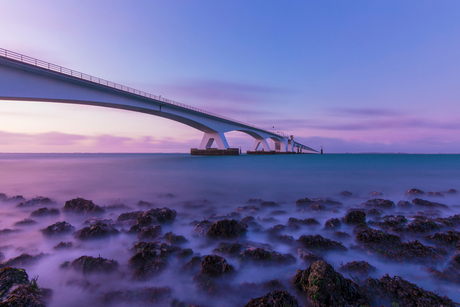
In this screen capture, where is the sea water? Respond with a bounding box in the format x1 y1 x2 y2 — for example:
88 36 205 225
0 153 460 306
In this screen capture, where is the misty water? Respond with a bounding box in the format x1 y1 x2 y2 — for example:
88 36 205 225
1 153 460 306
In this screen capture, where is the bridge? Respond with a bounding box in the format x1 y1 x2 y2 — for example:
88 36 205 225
0 48 317 155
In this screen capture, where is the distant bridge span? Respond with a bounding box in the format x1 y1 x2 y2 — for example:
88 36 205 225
0 48 317 154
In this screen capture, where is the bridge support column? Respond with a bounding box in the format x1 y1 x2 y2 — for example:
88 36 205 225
250 138 271 151
198 132 229 150
274 138 288 152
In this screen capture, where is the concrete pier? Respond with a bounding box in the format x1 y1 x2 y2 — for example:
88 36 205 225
190 148 239 156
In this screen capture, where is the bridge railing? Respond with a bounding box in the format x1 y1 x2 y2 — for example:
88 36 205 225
0 47 290 139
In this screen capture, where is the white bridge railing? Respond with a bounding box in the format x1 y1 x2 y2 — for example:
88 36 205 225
0 47 289 139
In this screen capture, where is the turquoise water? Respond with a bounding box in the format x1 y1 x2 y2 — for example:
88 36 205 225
1 153 460 306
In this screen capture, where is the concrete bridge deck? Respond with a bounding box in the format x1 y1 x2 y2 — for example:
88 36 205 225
0 48 317 155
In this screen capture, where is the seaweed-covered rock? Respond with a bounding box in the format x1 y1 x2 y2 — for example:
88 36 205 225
355 227 402 248
164 232 187 245
198 255 234 278
70 255 118 274
298 249 323 264
213 242 243 257
404 218 441 233
340 191 353 196
243 290 300 307
342 210 366 225
182 256 203 273
42 221 75 236
17 196 55 208
425 230 460 248
333 231 351 240
339 260 376 277
5 195 25 203
259 201 279 208
297 235 347 253
132 259 167 280
83 217 114 226
133 208 177 228
267 225 287 235
364 274 456 307
406 188 424 196
63 198 104 214
363 198 395 209
383 240 446 263
14 219 37 226
206 219 247 239
1 253 46 268
116 210 143 222
137 225 162 240
238 248 295 266
287 218 319 228
412 198 447 208
191 220 212 238
235 205 260 213
102 287 172 305
0 193 6 201
0 267 29 298
324 218 341 230
293 260 369 307
370 191 383 196
53 242 73 250
129 242 181 268
376 215 408 228
397 200 412 208
75 222 118 240
30 207 60 217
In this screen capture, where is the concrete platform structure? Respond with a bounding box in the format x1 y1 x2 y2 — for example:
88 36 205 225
0 48 317 155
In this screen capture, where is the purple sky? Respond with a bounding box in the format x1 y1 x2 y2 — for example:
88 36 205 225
1 1 460 153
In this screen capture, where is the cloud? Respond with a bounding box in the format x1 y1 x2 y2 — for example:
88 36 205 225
160 79 293 106
329 108 404 117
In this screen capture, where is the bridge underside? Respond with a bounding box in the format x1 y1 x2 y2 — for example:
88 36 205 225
0 55 317 155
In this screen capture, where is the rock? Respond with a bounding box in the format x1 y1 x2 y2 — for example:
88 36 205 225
445 189 458 195
366 208 382 216
333 231 351 239
0 193 6 201
136 225 162 240
243 290 300 307
342 210 366 225
295 198 343 208
102 287 171 305
53 242 73 250
397 200 412 208
339 260 377 277
303 204 325 212
340 191 353 196
235 205 260 213
14 219 37 226
293 260 369 307
267 225 287 236
297 235 347 253
213 242 243 257
1 253 46 268
375 215 408 228
191 220 212 238
364 274 457 307
5 195 25 203
238 248 296 266
129 242 181 268
198 255 234 278
406 188 424 196
132 259 167 280
137 200 154 208
16 196 55 207
42 221 75 236
75 222 119 240
63 198 104 214
324 218 341 230
0 229 20 236
0 267 29 298
247 198 263 204
403 218 441 233
425 230 460 248
298 249 323 264
116 210 143 222
30 207 60 217
363 198 395 209
412 198 448 208
206 219 247 239
70 256 118 274
355 227 402 248
370 191 383 196
0 267 51 306
260 201 280 208
83 217 114 226
164 232 187 245
134 207 177 228
287 218 319 228
425 191 444 197
182 256 203 273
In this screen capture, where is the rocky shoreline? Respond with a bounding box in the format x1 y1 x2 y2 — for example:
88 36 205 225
1 188 460 306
